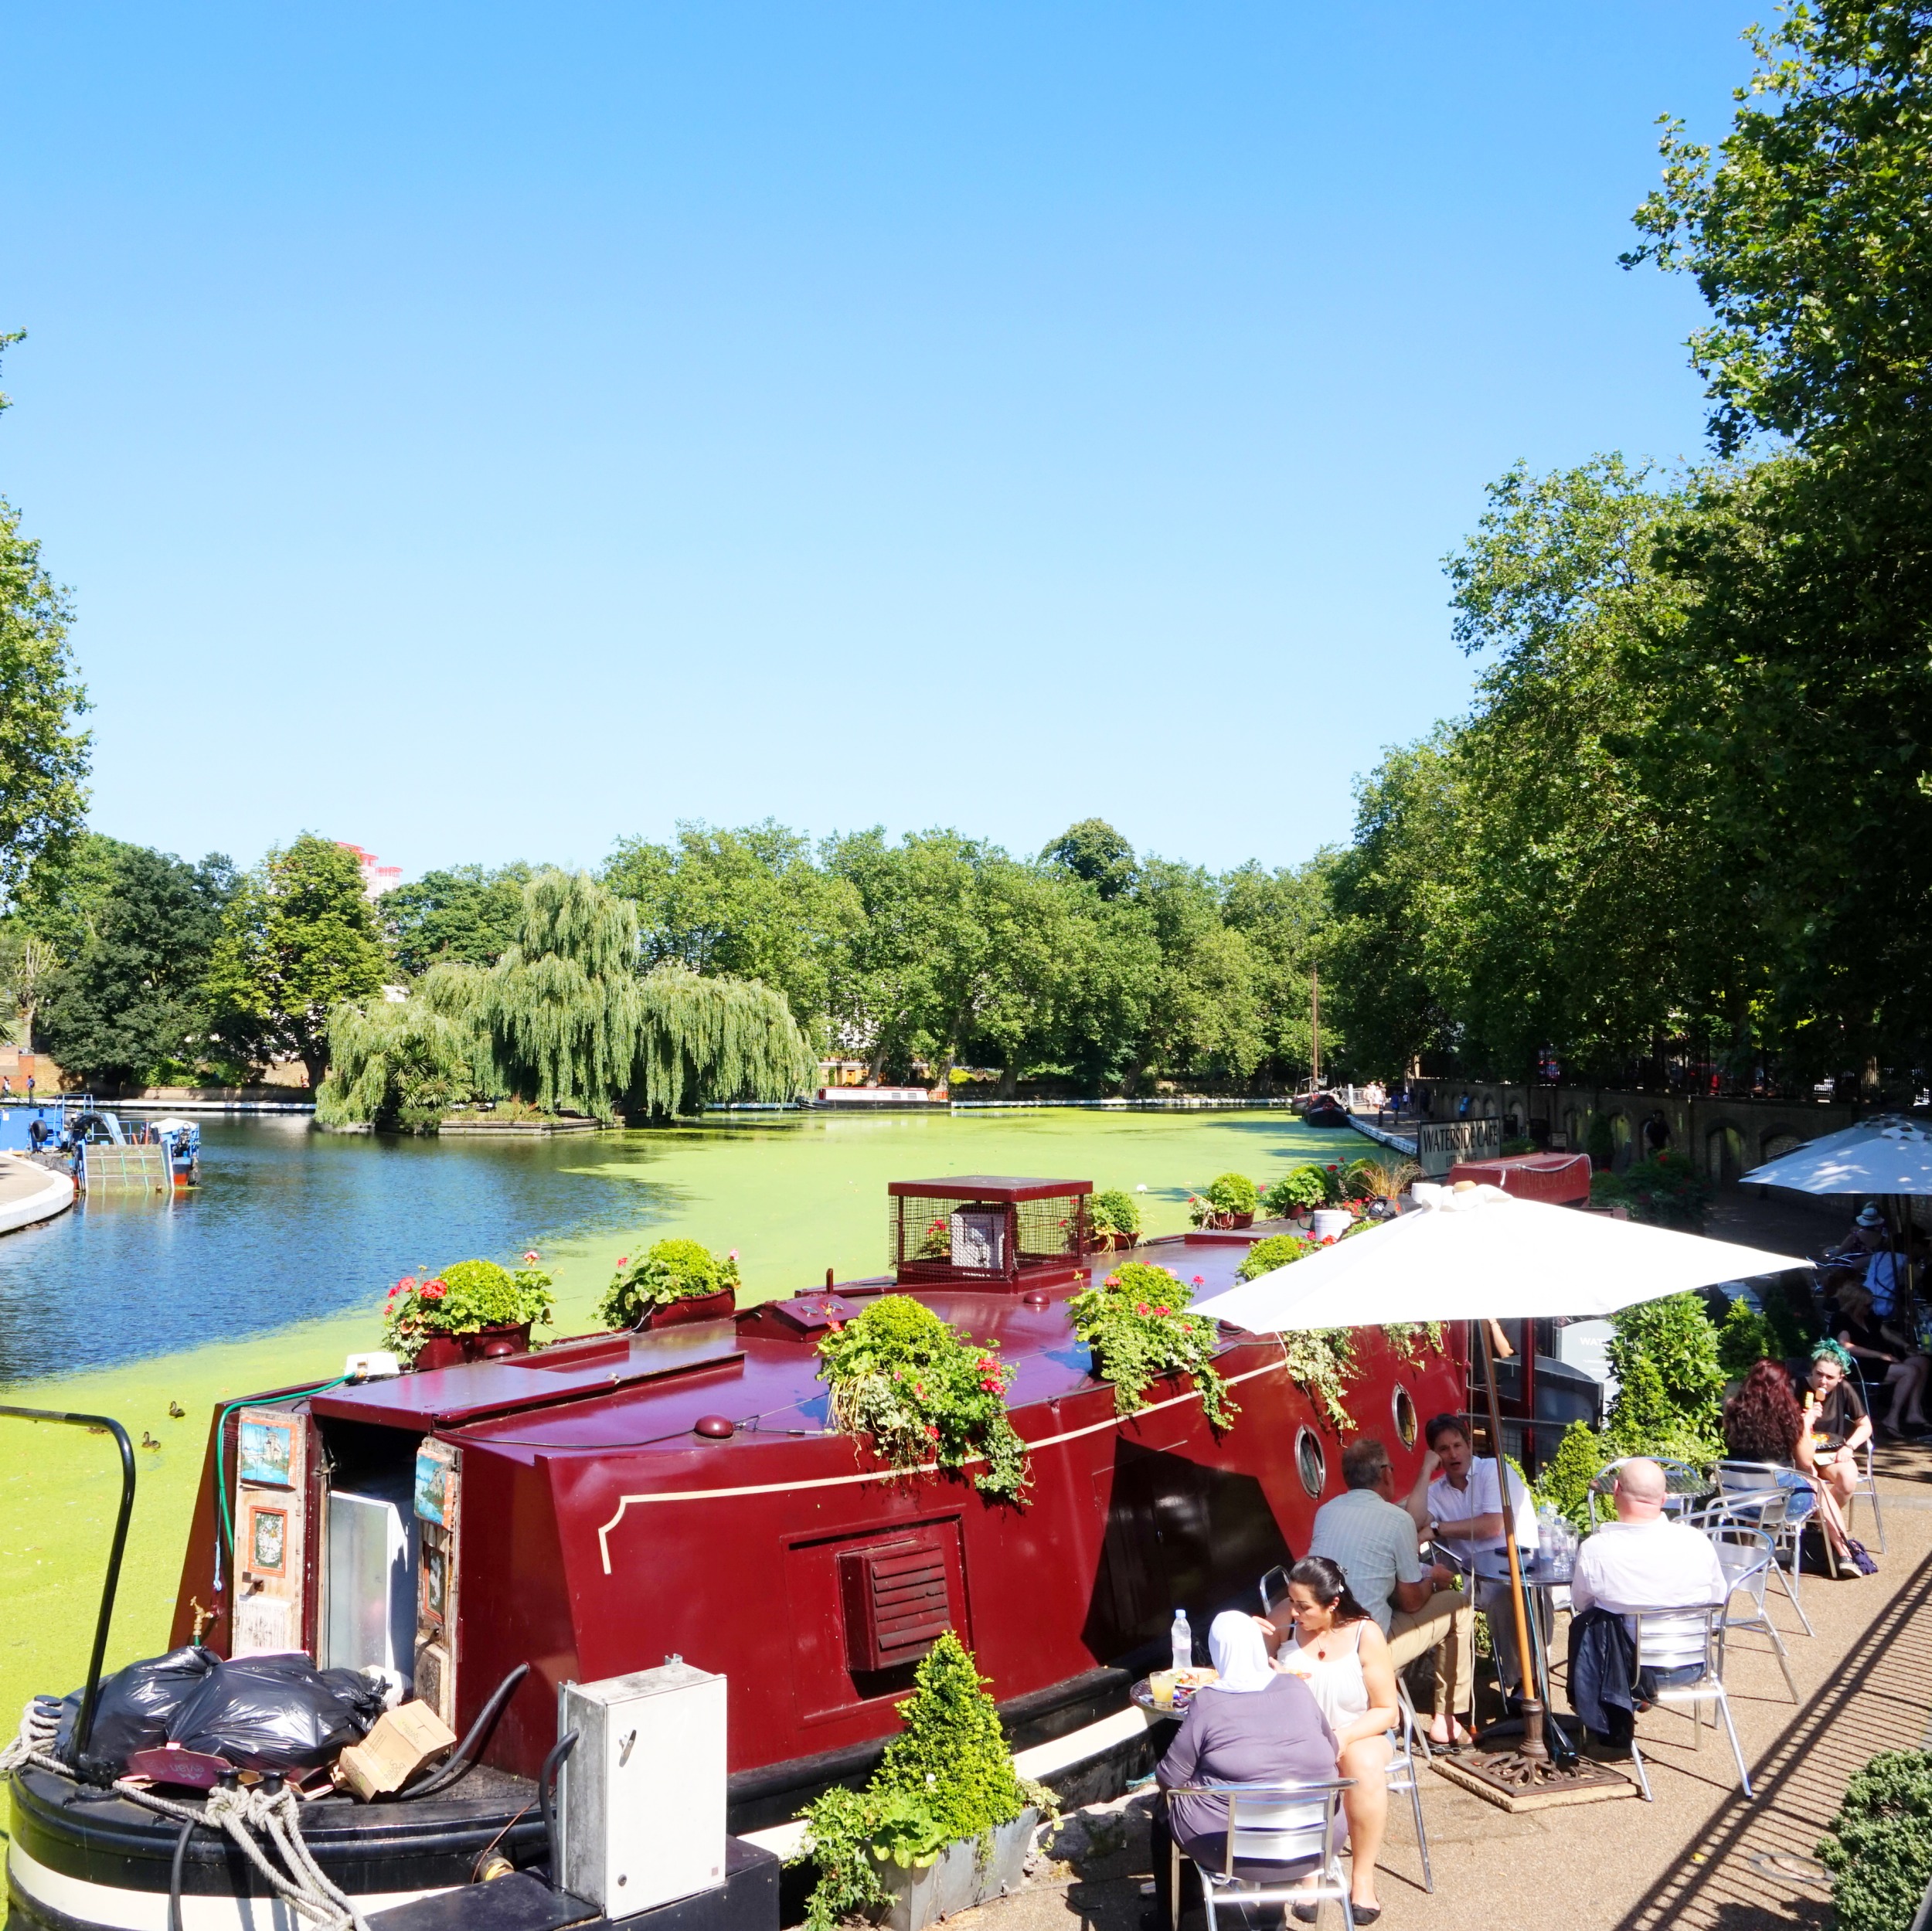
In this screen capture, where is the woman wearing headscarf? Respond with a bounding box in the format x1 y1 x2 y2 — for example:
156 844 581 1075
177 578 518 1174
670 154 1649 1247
1151 1611 1337 1931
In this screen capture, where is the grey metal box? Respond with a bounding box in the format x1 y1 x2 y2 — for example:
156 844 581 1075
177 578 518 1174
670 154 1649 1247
556 1661 726 1919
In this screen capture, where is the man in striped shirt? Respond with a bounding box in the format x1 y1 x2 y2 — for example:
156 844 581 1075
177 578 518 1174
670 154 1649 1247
1309 1436 1475 1747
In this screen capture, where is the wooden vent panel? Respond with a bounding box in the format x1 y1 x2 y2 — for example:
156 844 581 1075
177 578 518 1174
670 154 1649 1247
839 1539 958 1672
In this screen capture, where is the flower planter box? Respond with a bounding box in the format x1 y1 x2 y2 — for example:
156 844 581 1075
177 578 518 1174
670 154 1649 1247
1094 1230 1137 1252
644 1287 737 1330
879 1809 1039 1931
410 1321 532 1372
1230 1211 1254 1229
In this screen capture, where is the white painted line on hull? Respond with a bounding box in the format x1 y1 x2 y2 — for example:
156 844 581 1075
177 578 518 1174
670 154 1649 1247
597 1353 1291 1572
7 1843 444 1931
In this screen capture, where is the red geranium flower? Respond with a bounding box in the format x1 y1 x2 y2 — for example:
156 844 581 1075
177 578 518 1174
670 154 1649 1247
523 1249 539 1263
1191 1274 1206 1287
926 1425 940 1440
1136 1302 1151 1316
1155 1305 1169 1317
423 1282 447 1298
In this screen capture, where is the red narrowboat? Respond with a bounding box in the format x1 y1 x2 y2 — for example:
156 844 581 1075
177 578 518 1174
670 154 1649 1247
7 1175 1464 1931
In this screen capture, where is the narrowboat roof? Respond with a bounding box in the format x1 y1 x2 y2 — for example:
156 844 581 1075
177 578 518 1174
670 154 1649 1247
307 1232 1274 1453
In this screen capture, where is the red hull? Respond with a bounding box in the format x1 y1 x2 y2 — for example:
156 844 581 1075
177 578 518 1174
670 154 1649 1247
171 1228 1464 1821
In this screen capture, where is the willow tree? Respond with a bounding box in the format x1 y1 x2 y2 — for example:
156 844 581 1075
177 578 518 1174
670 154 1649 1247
315 964 490 1133
321 870 813 1128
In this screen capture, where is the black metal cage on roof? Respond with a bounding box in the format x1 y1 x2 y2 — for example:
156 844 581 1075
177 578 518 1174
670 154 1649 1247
886 1177 1093 1287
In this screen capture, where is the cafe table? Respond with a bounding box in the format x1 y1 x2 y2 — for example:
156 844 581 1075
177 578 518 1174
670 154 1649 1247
1469 1549 1580 1747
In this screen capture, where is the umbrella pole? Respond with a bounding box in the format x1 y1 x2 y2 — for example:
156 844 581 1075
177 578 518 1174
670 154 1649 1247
1476 1317 1547 1764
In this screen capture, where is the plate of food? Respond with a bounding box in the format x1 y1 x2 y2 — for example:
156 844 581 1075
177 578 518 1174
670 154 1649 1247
1144 1667 1219 1714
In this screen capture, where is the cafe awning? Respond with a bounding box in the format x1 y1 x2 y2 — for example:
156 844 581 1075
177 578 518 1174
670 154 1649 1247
1190 1183 1809 1333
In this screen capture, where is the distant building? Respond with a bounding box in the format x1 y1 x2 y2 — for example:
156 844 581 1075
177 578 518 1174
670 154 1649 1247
339 844 403 902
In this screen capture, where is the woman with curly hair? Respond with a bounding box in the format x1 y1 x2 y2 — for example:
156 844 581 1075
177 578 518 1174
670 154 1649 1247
1724 1357 1863 1569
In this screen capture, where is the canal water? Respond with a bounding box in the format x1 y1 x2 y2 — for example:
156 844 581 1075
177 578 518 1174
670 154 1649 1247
0 1108 1362 1726
0 1109 1359 1387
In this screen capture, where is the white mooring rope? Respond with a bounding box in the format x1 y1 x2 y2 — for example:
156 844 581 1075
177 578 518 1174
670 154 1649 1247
3 1700 372 1931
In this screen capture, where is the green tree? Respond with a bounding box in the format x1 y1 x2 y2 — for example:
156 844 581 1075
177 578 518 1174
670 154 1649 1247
206 836 389 1088
1222 853 1339 1080
1327 733 1468 1076
0 333 90 906
823 830 1079 1089
0 496 90 904
1040 818 1138 900
604 821 859 1047
35 841 237 1088
379 862 535 974
1131 858 1266 1086
1624 2 1932 1086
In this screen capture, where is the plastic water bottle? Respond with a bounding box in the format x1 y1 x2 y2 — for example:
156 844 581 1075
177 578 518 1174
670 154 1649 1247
1171 1609 1192 1671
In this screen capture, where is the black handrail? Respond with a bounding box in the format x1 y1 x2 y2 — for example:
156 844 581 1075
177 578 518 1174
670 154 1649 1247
0 1406 137 1765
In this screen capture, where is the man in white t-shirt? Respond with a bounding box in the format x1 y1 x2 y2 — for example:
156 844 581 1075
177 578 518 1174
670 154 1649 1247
1403 1415 1540 1702
1569 1460 1727 1634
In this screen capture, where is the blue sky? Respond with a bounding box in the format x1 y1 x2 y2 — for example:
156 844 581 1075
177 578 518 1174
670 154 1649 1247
4 4 1750 882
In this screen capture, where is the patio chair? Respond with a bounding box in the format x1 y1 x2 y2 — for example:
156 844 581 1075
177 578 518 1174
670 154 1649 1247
1167 1779 1357 1931
1705 1460 1823 1626
1627 1606 1751 1804
1587 1456 1707 1527
1845 1361 1889 1552
1704 1521 1798 1703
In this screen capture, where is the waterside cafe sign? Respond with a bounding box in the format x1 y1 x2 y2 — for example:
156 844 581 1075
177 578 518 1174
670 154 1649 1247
1417 1118 1503 1177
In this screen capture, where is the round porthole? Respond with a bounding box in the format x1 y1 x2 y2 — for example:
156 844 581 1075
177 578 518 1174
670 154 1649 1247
1393 1384 1417 1448
1295 1426 1327 1498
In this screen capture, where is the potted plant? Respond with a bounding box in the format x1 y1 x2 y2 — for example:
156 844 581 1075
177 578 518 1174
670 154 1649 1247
1070 1262 1236 1428
1087 1188 1141 1250
817 1294 1031 1501
383 1253 555 1370
793 1633 1053 1931
597 1238 742 1330
1261 1164 1331 1226
1186 1171 1258 1229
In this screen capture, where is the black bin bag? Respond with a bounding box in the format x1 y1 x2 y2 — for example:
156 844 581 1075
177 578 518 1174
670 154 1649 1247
55 1646 221 1784
166 1655 387 1772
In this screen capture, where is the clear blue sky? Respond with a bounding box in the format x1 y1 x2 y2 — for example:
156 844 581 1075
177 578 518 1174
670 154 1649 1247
4 3 1749 883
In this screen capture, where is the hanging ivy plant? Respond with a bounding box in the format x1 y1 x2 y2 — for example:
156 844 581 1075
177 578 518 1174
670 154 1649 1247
1070 1262 1237 1430
817 1295 1032 1502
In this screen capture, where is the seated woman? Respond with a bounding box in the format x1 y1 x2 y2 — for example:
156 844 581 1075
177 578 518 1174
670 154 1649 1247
1833 1283 1930 1438
1805 1341 1876 1516
1723 1357 1860 1568
1273 1556 1401 1926
1152 1612 1338 1931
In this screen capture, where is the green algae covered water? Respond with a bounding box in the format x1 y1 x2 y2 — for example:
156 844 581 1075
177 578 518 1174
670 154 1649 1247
0 1108 1361 1777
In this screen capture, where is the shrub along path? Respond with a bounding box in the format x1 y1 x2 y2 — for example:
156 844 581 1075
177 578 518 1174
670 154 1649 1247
961 1448 1932 1931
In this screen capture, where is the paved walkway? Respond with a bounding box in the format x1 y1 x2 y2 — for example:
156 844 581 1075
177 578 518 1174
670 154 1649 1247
0 1154 73 1233
957 1449 1932 1931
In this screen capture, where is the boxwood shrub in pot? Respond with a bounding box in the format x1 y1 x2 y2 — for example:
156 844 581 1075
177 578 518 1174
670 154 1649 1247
791 1633 1053 1931
598 1238 741 1328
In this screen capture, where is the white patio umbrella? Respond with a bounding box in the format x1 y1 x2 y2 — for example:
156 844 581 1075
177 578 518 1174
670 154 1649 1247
1192 1183 1810 1784
1193 1181 1810 1334
1740 1113 1932 1195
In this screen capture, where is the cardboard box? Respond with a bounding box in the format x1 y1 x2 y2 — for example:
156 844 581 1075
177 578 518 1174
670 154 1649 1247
335 1700 457 1800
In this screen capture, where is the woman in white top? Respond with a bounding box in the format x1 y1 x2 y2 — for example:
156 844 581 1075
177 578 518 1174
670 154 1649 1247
1270 1555 1400 1924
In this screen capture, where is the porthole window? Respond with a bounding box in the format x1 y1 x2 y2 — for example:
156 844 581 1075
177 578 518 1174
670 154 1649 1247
1393 1384 1417 1449
1295 1426 1326 1498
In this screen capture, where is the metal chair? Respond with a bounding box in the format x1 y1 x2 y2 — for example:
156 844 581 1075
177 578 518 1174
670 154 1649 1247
1587 1456 1707 1527
1386 1698 1433 1894
1168 1779 1357 1931
1705 1460 1822 1626
1705 1521 1799 1702
1845 1362 1889 1552
1627 1606 1751 1804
